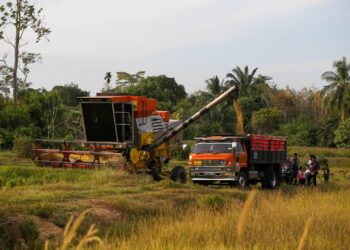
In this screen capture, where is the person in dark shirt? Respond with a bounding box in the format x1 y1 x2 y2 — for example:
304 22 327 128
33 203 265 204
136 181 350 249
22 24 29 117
322 164 330 183
291 153 299 185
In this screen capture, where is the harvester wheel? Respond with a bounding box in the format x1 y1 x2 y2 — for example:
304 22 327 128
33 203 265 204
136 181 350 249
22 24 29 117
237 171 249 189
150 168 162 181
170 166 187 183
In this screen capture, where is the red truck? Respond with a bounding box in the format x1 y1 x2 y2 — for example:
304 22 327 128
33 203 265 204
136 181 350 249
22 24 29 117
189 134 287 189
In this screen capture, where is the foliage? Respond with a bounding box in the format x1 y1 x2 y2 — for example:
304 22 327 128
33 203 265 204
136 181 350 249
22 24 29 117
115 70 145 92
278 117 319 146
321 56 350 120
226 65 259 96
19 219 39 249
125 75 187 112
316 115 339 147
334 118 350 148
1 58 350 148
205 75 224 96
0 0 51 108
52 83 89 106
13 136 32 157
102 72 113 92
30 201 56 219
251 108 283 134
0 128 13 149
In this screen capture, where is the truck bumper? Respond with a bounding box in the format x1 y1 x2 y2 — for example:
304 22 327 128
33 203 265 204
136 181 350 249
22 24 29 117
191 177 237 181
189 166 238 182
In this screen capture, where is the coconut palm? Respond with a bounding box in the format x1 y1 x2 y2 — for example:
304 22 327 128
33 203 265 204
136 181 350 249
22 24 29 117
321 57 350 120
226 66 258 96
205 75 224 96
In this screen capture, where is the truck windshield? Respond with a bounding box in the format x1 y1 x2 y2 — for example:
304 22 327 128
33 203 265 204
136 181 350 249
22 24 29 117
192 142 233 154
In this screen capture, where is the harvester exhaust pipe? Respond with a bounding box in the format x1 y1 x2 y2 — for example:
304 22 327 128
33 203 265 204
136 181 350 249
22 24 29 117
146 85 238 152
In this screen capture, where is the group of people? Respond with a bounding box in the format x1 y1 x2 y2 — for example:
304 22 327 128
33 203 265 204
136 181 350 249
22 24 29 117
284 153 330 186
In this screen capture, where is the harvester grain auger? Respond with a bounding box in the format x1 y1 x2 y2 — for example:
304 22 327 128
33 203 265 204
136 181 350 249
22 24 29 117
31 85 238 182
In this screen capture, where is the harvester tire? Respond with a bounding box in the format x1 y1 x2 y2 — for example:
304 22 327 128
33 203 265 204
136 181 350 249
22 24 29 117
237 171 249 189
170 166 187 183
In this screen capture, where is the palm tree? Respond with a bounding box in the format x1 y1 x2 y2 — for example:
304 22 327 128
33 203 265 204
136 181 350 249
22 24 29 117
205 75 224 96
226 66 258 96
321 57 350 120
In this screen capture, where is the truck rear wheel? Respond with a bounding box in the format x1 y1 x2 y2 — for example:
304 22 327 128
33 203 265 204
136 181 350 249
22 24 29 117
170 166 187 183
262 171 277 189
237 172 249 189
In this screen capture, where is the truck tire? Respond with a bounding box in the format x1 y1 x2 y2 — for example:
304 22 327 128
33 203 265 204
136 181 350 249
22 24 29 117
237 172 249 189
170 166 187 183
262 171 277 189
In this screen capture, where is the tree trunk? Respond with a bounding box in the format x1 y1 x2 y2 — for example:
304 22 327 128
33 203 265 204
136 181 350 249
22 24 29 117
12 0 22 109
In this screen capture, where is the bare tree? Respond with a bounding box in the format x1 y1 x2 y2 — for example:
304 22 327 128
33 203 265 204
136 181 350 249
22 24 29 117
0 0 50 109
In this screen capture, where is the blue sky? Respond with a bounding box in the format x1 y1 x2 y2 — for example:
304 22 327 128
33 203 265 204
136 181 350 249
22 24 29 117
1 0 349 95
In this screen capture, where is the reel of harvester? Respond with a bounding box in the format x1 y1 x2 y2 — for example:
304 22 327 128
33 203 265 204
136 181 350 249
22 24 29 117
31 85 238 182
31 140 127 169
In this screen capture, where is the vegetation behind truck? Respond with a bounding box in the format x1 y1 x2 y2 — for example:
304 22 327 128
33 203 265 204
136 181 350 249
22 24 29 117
189 134 287 188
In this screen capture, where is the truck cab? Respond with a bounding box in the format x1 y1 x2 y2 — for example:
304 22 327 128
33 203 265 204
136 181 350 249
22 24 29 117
189 134 286 189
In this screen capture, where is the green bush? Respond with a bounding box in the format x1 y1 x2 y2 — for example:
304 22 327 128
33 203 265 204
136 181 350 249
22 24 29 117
30 201 56 219
13 136 33 158
334 118 350 148
278 117 318 146
199 195 226 208
19 219 39 248
0 128 14 149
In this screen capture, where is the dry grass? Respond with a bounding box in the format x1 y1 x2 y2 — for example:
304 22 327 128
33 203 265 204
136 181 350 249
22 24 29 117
73 184 350 250
236 189 257 238
297 216 313 250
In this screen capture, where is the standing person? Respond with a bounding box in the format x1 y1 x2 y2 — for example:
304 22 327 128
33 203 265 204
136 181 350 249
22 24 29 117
291 153 299 185
307 155 319 186
297 166 305 185
322 164 330 183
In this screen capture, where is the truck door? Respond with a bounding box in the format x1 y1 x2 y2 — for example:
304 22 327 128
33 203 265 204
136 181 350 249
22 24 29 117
235 141 248 168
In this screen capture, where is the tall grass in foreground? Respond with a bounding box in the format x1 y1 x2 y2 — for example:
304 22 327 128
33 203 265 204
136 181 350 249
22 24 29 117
50 185 350 250
109 187 350 250
45 210 103 250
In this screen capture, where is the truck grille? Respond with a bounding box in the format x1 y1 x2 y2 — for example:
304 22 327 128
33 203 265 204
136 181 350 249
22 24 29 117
193 166 225 171
201 160 226 166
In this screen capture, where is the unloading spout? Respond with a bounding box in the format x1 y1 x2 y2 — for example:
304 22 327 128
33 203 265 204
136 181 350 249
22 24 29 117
146 85 238 152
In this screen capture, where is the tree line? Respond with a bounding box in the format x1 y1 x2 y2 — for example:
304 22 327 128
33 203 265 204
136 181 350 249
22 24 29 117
103 58 350 148
0 57 349 149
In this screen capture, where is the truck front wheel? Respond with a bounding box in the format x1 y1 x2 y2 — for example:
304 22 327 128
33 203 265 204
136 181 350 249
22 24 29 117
170 166 187 183
237 172 249 189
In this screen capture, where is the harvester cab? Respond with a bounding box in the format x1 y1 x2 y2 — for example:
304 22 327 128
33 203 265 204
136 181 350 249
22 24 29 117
31 86 238 183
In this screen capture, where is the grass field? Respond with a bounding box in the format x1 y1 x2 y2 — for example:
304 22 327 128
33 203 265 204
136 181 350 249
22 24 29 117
0 146 349 249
